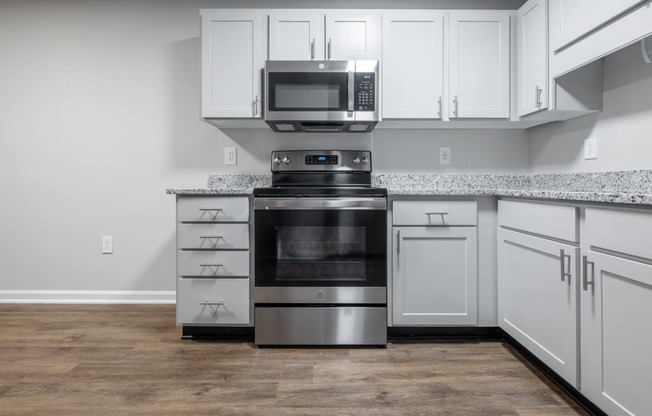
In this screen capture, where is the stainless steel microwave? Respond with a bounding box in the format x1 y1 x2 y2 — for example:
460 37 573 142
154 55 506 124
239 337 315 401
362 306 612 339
264 60 379 133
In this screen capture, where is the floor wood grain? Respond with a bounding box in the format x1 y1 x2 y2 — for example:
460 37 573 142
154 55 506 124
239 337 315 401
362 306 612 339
0 304 588 416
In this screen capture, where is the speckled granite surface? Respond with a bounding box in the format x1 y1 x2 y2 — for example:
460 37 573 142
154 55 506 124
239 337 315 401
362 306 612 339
167 170 652 206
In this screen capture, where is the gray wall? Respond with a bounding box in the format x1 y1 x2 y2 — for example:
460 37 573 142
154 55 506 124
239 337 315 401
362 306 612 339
530 42 652 173
0 0 525 298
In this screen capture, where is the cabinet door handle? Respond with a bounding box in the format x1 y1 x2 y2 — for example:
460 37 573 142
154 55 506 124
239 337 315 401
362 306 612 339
310 38 315 60
582 255 595 291
199 301 224 306
254 95 261 116
535 85 543 108
327 38 332 60
453 95 458 117
437 96 442 118
560 249 571 283
396 230 401 254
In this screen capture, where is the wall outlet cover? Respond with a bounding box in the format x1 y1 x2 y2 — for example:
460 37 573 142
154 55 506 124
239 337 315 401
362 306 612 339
440 147 451 165
225 147 237 165
584 137 598 160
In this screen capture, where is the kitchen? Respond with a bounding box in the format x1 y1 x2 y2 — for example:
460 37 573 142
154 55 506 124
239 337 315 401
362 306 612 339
1 0 651 414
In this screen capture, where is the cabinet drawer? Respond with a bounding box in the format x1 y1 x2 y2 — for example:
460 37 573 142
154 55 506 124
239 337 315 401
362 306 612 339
498 200 578 242
178 223 249 249
177 278 250 325
393 200 477 226
177 197 249 222
586 207 652 260
178 251 250 277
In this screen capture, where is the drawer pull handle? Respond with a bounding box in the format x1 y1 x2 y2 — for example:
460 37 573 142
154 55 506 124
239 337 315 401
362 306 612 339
199 235 223 239
582 255 595 292
560 249 571 283
199 263 223 268
425 212 449 223
200 301 224 306
198 208 223 220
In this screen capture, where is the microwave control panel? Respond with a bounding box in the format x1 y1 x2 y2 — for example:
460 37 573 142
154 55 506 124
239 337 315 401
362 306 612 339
354 73 376 112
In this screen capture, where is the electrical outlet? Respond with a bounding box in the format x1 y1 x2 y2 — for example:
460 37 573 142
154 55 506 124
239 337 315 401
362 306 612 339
584 137 598 160
225 147 237 165
439 147 451 165
102 236 113 254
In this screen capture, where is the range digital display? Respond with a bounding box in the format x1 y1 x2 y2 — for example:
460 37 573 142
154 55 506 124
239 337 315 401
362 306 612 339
305 155 338 165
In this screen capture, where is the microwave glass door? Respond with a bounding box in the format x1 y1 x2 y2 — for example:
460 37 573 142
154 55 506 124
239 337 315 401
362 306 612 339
268 73 348 111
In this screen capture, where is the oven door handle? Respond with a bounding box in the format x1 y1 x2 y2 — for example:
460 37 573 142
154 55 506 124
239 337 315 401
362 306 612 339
254 197 386 210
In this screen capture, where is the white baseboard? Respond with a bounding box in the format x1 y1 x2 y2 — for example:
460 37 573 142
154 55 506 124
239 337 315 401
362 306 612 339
0 290 176 304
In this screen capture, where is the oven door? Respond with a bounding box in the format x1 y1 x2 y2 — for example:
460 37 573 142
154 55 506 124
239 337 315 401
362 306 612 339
254 197 387 291
265 61 354 122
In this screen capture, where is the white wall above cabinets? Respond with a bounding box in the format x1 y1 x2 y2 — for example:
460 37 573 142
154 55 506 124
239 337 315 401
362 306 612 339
448 11 511 119
200 9 265 119
268 10 380 61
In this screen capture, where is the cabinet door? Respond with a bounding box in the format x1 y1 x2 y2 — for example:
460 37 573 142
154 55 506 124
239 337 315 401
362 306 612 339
392 227 477 326
497 228 578 386
325 11 380 60
201 10 264 118
449 12 510 119
550 0 646 51
516 0 548 117
269 11 324 61
382 11 444 119
581 251 652 416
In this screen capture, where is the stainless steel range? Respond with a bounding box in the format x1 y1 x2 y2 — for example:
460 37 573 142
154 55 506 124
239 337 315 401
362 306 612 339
253 150 387 346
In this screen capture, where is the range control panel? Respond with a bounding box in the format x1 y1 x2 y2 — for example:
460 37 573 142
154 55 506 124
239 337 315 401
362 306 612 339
271 150 371 172
354 73 376 111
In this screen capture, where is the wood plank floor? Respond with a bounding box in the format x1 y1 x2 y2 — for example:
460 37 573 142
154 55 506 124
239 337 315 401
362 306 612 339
0 304 588 416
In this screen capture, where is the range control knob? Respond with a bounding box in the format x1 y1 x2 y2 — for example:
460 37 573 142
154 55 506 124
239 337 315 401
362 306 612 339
282 156 291 165
352 156 361 165
361 156 369 165
273 157 282 165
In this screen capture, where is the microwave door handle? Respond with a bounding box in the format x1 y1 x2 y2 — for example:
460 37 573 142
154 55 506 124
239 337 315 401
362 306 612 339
348 72 354 112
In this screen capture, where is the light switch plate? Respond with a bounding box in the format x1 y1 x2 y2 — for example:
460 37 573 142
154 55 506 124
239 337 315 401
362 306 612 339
584 137 598 160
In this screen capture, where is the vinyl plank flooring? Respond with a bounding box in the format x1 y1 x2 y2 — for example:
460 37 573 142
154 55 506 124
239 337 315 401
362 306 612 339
0 304 588 416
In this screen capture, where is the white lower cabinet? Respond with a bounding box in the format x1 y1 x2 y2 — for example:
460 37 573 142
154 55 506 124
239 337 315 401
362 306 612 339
392 200 478 326
497 227 579 385
581 208 652 416
176 196 251 327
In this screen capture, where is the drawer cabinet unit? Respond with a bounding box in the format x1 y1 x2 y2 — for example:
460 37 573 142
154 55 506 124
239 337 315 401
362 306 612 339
497 200 579 387
392 199 478 326
176 196 251 327
582 207 652 416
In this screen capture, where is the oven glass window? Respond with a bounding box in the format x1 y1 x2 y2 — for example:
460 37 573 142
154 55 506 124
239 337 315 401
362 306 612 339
276 226 365 281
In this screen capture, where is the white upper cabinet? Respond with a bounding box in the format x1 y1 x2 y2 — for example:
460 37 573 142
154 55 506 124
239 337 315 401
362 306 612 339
268 10 380 61
268 11 324 60
516 0 548 117
550 0 647 51
382 11 444 119
325 11 380 60
201 10 264 118
448 12 511 119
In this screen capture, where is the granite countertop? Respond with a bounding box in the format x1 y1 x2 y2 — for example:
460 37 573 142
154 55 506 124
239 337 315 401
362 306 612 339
166 170 652 206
